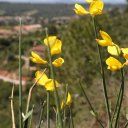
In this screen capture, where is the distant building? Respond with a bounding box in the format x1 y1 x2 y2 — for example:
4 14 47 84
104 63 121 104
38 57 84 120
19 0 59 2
14 24 42 34
0 16 35 25
50 16 72 25
0 70 29 86
0 24 42 38
0 28 15 38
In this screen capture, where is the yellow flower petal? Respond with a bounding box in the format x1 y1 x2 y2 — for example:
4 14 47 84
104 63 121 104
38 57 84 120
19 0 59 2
106 57 123 71
86 0 93 3
44 79 59 91
121 48 128 60
100 31 112 43
44 36 57 46
52 57 64 67
61 93 72 109
35 71 48 86
66 93 72 106
74 4 89 15
35 71 60 91
51 39 62 55
44 36 62 55
107 44 121 56
123 60 128 66
96 39 112 46
121 48 128 54
124 54 128 60
89 1 104 15
107 66 119 71
31 51 48 64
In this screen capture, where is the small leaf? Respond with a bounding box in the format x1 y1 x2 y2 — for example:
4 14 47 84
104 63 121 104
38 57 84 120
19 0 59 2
23 109 33 122
90 110 96 117
22 112 25 119
126 114 128 120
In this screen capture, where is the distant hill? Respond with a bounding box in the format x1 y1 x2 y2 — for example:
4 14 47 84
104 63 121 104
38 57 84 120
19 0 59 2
0 2 127 18
0 2 75 18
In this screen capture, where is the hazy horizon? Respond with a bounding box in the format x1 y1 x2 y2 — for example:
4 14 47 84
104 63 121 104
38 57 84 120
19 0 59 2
0 0 126 4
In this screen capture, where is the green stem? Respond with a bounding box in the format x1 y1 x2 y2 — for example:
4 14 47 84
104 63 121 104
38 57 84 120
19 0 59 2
47 91 50 128
92 16 111 126
111 44 123 125
63 108 66 128
63 85 68 128
37 101 46 128
114 69 124 128
79 81 104 128
19 17 23 128
28 105 34 128
10 84 16 128
55 107 58 128
45 28 63 128
111 83 122 123
68 115 71 128
70 107 74 128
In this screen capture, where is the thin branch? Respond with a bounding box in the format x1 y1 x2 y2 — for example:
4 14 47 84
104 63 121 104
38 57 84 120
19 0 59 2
79 81 104 128
111 84 122 123
26 68 47 113
10 84 16 128
114 69 124 128
69 107 74 128
28 105 35 128
37 101 46 128
123 121 128 128
19 17 23 128
63 84 68 128
92 16 111 127
47 91 50 128
24 68 47 128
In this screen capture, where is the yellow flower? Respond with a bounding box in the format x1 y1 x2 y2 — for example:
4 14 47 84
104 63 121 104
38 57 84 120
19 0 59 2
35 71 48 85
52 57 64 67
106 57 123 71
61 93 72 109
121 48 128 60
66 93 72 106
74 4 89 15
30 51 48 64
96 31 113 46
89 1 104 15
44 79 59 91
74 1 104 16
100 31 112 42
44 36 57 46
96 39 112 46
44 36 62 55
35 71 59 91
51 39 62 55
107 44 121 56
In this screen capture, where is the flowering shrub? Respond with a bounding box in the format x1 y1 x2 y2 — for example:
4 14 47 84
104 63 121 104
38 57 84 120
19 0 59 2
9 0 128 128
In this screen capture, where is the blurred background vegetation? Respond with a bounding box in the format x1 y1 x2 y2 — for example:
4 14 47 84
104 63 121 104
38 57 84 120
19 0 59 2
0 2 128 128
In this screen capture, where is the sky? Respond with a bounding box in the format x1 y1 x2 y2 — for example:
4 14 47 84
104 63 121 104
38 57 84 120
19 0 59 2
0 0 126 4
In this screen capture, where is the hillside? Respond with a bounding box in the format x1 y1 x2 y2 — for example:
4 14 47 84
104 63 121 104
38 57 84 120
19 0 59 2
0 2 127 18
0 3 128 128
